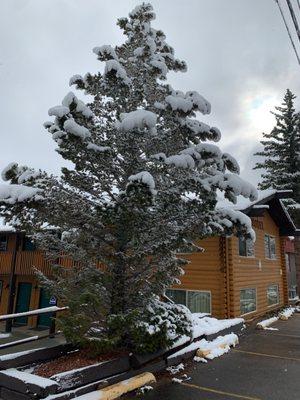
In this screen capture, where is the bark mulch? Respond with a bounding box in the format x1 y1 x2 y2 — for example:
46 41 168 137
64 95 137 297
34 348 129 378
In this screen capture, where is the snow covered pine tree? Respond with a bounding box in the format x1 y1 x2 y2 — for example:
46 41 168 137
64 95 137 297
0 3 257 353
254 89 300 226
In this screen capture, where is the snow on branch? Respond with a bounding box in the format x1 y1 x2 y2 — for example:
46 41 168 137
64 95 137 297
217 207 255 240
93 45 118 60
116 110 157 134
63 119 91 140
128 171 156 194
104 59 131 85
0 184 43 204
86 142 111 152
165 91 211 115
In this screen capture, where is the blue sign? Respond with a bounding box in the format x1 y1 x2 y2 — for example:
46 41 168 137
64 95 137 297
49 296 57 306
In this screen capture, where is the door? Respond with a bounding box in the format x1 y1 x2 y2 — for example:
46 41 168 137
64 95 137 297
14 282 32 325
37 288 52 328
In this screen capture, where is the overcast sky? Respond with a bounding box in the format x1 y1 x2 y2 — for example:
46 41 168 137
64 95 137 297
1 0 300 188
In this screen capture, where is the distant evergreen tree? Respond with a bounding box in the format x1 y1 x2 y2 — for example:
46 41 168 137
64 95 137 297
254 89 300 226
0 3 257 351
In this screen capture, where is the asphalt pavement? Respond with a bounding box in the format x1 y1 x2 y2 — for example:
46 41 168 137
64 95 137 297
139 314 300 400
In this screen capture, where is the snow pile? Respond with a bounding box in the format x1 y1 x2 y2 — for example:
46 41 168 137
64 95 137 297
279 307 295 320
48 105 69 118
196 333 238 360
256 316 278 330
193 356 207 363
117 110 157 134
191 315 244 339
0 184 43 204
165 154 195 169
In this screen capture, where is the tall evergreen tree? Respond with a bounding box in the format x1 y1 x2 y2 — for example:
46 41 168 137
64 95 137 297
0 3 256 348
254 89 300 225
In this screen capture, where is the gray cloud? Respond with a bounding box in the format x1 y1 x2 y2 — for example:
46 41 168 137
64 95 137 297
1 0 300 188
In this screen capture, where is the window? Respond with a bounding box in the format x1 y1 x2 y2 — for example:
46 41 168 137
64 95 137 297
0 281 3 301
0 235 7 252
166 289 211 314
267 284 279 306
23 237 36 251
238 237 254 257
240 288 256 315
265 235 276 259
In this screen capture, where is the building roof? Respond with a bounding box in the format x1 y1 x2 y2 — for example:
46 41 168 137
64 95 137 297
241 190 300 237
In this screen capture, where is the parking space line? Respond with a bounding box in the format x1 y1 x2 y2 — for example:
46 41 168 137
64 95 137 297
233 349 300 362
182 382 262 400
261 333 300 339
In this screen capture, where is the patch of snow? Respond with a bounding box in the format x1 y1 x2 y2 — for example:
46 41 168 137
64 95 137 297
191 315 244 339
63 119 91 140
257 316 278 330
0 306 67 320
117 109 157 134
0 348 45 361
1 369 58 388
128 171 156 194
48 105 69 118
104 59 131 85
193 356 207 363
0 184 43 204
87 143 111 152
166 363 185 375
0 333 11 339
279 307 295 320
93 45 117 60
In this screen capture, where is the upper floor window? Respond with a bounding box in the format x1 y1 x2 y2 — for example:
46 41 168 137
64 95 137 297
165 289 211 314
265 234 276 259
0 235 7 252
238 237 254 257
23 237 36 251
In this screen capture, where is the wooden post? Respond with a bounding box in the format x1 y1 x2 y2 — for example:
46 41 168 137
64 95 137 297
5 233 21 333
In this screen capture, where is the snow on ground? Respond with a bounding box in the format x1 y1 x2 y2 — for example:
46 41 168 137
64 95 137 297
191 314 243 339
256 316 278 330
169 333 238 360
257 307 296 329
0 333 11 339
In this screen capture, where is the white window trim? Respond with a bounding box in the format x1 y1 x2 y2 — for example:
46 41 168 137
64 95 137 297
166 288 212 314
240 287 257 316
267 284 280 307
264 234 277 260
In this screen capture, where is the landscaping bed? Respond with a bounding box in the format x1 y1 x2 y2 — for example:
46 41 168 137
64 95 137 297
0 315 245 400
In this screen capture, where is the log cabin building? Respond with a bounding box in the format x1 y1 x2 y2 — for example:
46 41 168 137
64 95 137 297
0 191 299 328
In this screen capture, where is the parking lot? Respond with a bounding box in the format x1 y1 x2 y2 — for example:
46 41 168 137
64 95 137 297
142 314 300 400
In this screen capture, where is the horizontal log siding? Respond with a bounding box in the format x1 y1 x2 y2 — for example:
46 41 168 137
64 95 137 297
229 212 286 319
172 237 224 318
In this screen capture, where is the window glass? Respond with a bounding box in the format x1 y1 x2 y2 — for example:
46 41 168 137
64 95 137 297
240 288 256 315
0 235 7 252
269 237 276 259
239 237 254 257
187 291 211 313
265 235 276 259
166 289 211 314
23 237 36 251
238 237 247 256
165 289 186 306
267 284 279 305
